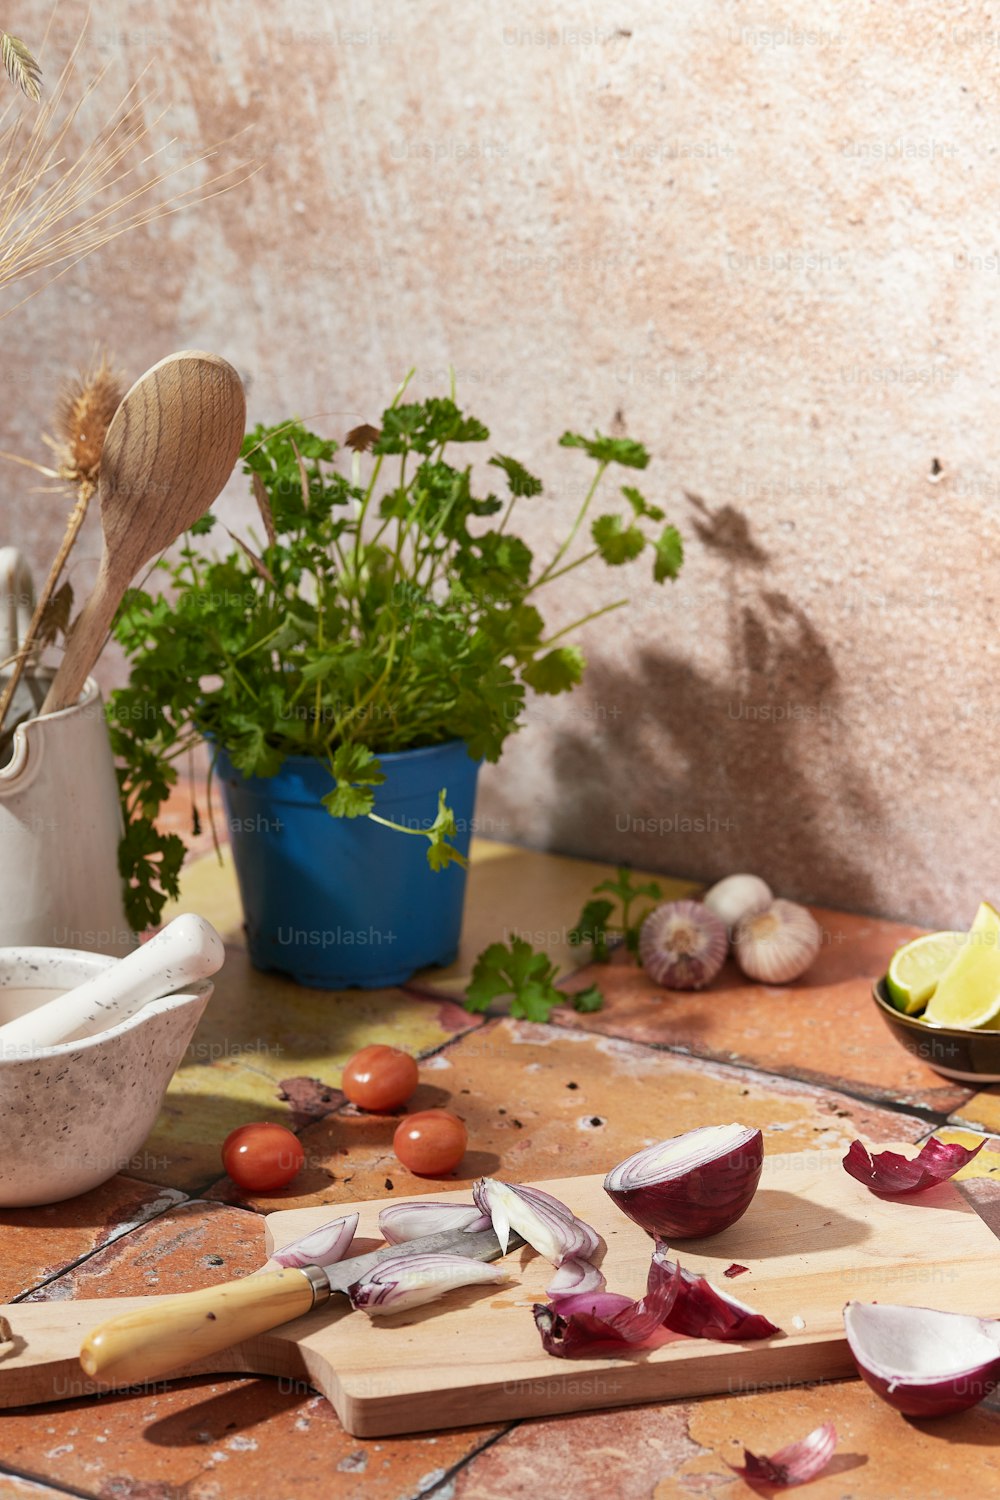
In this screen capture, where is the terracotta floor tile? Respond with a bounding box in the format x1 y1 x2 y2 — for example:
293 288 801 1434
246 1019 928 1211
128 946 480 1194
23 1200 266 1301
0 1381 502 1500
556 907 972 1113
445 1405 702 1499
406 843 698 998
950 1086 1000 1135
661 1380 1000 1499
0 1178 185 1303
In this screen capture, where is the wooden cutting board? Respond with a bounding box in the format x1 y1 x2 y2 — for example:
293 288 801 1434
0 1146 998 1437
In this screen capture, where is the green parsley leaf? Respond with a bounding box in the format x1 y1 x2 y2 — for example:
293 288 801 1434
572 867 665 959
559 431 650 469
466 936 566 1021
653 524 684 582
621 484 664 522
488 453 543 497
425 789 468 871
591 514 646 565
323 744 387 818
571 984 605 1013
522 645 585 694
569 897 616 962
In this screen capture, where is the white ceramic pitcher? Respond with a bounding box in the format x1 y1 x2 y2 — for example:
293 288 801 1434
0 550 135 955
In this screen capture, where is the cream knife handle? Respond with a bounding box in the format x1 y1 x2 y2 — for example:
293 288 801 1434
79 1267 327 1387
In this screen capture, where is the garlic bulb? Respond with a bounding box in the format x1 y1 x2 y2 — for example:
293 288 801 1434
702 874 773 932
734 899 821 984
639 900 728 990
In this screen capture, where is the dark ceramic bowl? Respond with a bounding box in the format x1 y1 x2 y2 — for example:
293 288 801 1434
873 976 1000 1083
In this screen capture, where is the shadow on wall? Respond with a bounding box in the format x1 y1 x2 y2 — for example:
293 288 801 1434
544 493 897 913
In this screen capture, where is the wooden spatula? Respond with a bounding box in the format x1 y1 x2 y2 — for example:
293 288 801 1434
41 351 246 716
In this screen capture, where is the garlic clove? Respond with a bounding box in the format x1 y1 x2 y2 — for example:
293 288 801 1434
734 899 821 984
702 873 773 932
639 900 728 991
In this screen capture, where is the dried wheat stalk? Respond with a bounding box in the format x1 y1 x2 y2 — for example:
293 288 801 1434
0 25 252 314
0 350 124 725
1 33 41 102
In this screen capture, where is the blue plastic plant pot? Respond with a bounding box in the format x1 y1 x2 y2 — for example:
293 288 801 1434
214 739 481 989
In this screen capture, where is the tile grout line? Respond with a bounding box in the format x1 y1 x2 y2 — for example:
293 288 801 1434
10 1188 192 1304
410 1423 520 1500
405 999 962 1128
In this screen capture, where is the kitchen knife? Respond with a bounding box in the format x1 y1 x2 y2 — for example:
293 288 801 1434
79 1223 525 1388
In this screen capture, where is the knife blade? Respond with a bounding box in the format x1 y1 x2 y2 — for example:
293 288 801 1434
79 1223 525 1389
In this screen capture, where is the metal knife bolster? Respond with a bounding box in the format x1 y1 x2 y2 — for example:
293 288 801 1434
295 1225 527 1308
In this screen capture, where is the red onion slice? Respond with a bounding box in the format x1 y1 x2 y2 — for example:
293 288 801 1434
378 1202 489 1243
473 1179 601 1260
727 1422 837 1488
844 1301 1000 1416
348 1253 507 1316
546 1256 607 1295
842 1136 985 1196
653 1246 781 1341
270 1211 358 1269
534 1260 682 1357
605 1124 764 1239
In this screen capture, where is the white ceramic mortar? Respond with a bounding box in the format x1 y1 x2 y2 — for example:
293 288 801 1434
0 947 210 1206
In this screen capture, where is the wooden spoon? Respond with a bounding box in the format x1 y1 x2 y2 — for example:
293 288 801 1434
41 351 246 715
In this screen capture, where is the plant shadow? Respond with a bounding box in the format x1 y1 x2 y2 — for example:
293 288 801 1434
536 494 910 915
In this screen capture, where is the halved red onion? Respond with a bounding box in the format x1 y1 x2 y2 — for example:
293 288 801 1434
842 1136 985 1196
534 1260 682 1357
473 1178 605 1295
270 1211 358 1269
844 1301 1000 1417
727 1422 837 1488
605 1124 764 1239
348 1253 507 1316
653 1245 781 1341
378 1201 489 1243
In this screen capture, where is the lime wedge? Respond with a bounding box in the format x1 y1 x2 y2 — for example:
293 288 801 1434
886 930 966 1014
923 902 1000 1029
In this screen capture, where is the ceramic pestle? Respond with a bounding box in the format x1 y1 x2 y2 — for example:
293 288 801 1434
0 913 224 1053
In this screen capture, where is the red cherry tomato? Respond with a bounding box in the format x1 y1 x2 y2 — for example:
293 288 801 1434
393 1109 467 1176
222 1123 304 1192
342 1044 419 1112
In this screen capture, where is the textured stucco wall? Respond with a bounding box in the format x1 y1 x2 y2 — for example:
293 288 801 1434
3 0 999 927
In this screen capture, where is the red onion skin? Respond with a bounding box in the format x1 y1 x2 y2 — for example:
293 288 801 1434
854 1362 1000 1418
534 1264 682 1358
728 1422 837 1487
606 1130 764 1240
534 1247 779 1358
654 1252 781 1342
843 1137 985 1196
